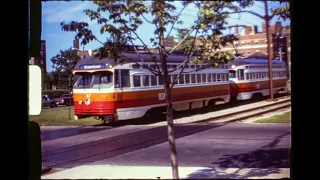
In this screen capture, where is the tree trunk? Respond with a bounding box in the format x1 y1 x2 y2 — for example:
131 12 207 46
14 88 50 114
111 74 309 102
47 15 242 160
162 66 179 179
157 3 179 178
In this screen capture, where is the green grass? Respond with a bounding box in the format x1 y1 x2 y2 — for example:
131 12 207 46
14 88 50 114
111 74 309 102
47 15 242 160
28 107 102 126
254 111 291 123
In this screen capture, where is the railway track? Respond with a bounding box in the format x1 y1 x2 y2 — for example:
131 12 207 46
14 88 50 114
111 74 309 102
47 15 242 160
194 96 291 124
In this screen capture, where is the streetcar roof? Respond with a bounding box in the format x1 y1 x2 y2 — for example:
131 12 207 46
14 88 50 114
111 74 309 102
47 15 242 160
74 53 198 70
229 58 286 66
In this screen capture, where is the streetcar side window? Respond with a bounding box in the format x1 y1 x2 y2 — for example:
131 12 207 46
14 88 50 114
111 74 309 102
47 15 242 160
191 74 196 83
172 75 178 84
151 75 157 86
217 74 221 81
212 73 216 82
158 76 164 85
197 74 201 83
133 75 141 87
207 74 212 82
121 70 130 88
221 73 225 81
237 69 245 80
114 69 130 88
202 74 207 83
179 74 185 84
143 75 150 86
185 74 190 84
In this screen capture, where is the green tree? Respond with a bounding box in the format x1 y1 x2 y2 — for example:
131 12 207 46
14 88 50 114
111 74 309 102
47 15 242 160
60 1 252 178
42 72 54 90
51 48 81 89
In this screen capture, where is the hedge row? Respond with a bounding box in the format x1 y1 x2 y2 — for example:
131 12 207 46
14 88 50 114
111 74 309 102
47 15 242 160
42 89 71 98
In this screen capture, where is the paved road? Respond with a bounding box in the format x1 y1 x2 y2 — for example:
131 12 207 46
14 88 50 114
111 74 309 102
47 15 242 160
41 123 290 179
40 126 110 141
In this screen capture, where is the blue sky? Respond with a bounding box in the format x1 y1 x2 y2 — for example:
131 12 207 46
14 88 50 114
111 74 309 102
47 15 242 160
42 1 290 72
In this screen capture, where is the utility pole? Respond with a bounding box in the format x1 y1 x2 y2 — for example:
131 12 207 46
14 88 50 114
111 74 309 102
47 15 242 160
245 1 275 100
264 1 274 100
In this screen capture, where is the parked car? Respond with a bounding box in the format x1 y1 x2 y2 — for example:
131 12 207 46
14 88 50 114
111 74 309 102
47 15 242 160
42 95 57 108
56 94 73 106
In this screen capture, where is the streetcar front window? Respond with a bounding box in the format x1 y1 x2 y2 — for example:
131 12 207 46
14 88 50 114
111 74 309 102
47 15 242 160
74 71 113 89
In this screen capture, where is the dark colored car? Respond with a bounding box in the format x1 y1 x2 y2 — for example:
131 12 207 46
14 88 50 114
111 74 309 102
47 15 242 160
42 95 57 108
56 94 74 106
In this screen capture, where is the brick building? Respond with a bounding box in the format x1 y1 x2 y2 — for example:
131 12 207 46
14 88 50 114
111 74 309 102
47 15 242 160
30 40 47 73
219 21 291 60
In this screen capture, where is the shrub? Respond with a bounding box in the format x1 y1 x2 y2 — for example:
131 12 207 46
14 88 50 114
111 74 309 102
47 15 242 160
42 89 71 98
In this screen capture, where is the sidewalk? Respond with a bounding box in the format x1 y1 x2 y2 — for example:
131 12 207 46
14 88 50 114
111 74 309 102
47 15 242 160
42 165 290 179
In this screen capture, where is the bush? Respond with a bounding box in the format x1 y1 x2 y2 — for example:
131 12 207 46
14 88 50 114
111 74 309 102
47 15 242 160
42 89 71 98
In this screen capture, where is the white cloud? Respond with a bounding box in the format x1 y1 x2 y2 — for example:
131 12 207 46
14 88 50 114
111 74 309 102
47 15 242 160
43 1 94 23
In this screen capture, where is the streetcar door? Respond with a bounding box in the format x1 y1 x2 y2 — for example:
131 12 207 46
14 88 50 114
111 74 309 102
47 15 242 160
114 69 130 102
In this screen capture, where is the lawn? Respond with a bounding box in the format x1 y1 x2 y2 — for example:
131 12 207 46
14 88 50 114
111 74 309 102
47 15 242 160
254 111 291 123
28 107 102 126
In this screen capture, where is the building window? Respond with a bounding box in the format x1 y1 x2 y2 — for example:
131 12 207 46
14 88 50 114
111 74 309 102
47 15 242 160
41 60 44 65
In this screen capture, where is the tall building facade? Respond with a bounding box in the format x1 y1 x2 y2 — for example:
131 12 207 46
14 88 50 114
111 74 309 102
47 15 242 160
30 40 47 73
